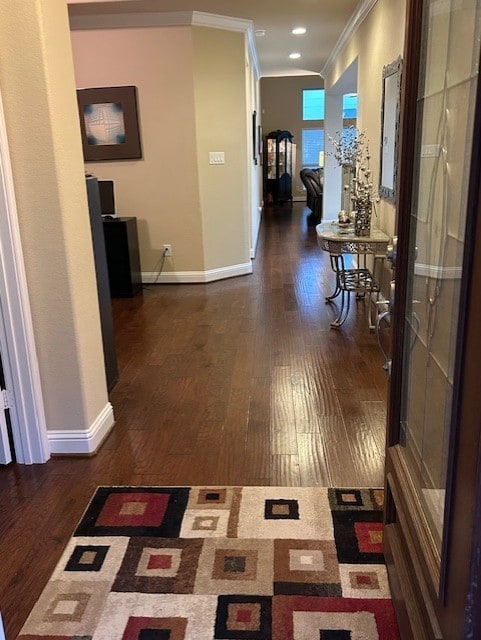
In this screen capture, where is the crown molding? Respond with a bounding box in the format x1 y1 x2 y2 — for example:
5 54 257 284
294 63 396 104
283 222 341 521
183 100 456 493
69 10 192 30
321 0 378 80
69 9 252 33
68 9 260 80
191 11 252 33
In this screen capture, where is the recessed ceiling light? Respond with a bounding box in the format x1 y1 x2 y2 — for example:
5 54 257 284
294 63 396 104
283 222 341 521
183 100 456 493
255 29 266 37
292 27 307 35
289 52 301 59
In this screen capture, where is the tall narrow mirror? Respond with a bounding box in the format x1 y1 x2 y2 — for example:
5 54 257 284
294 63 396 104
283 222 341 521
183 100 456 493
379 57 402 202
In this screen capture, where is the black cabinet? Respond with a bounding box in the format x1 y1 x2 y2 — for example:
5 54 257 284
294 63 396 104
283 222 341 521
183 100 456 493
103 217 142 297
85 177 119 392
264 129 293 204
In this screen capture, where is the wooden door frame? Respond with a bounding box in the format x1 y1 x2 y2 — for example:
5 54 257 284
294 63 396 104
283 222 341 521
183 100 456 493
384 0 481 638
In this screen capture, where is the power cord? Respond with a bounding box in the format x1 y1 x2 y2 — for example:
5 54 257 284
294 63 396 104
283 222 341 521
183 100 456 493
143 246 169 290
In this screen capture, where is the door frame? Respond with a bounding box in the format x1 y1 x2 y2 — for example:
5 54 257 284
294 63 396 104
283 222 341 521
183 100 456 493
384 0 481 637
0 88 49 464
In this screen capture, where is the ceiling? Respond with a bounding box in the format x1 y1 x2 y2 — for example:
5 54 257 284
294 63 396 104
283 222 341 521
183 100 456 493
67 0 360 77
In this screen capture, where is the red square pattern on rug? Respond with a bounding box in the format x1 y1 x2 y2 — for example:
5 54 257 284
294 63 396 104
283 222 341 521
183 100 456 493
147 554 173 570
95 492 170 528
354 521 383 554
272 595 400 640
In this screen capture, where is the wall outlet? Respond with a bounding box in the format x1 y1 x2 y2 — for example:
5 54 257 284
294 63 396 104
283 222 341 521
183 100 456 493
163 244 172 256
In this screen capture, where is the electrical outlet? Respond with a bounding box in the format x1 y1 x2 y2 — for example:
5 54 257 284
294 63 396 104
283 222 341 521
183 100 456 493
163 244 172 256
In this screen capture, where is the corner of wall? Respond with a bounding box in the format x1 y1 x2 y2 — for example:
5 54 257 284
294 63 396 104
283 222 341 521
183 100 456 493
48 402 115 455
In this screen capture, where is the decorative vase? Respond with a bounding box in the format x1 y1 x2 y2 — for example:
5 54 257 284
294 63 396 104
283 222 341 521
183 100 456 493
354 201 372 236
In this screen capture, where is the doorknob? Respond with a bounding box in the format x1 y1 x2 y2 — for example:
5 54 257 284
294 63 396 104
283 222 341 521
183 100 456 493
386 236 398 266
375 280 394 376
376 309 391 376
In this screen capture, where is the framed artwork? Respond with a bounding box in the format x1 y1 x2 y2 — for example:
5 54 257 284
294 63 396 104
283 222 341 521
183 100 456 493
258 124 263 165
77 85 142 161
379 57 402 202
252 110 258 164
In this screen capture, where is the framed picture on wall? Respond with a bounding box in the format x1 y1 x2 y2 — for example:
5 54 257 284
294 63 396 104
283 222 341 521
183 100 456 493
252 110 258 164
77 85 142 161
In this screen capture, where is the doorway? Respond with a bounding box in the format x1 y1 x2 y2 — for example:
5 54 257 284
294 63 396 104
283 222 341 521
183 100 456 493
0 350 13 464
0 89 49 464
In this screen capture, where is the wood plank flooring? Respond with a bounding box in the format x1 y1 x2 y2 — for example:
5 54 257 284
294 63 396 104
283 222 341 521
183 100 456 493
0 202 388 638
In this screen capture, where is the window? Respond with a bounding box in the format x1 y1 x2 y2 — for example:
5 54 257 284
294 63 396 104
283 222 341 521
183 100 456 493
303 89 325 120
302 129 324 168
302 89 325 168
342 93 358 136
342 93 358 119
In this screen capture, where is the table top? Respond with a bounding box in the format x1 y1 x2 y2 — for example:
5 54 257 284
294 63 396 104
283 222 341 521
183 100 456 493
316 221 390 243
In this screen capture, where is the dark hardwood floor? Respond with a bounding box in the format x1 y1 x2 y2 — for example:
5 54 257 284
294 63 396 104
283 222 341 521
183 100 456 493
0 202 388 638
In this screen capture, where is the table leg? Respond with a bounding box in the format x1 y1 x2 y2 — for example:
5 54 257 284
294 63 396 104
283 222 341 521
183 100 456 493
330 288 351 328
325 255 342 301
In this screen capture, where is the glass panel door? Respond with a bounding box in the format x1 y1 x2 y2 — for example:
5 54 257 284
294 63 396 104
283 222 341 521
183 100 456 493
279 138 286 175
400 0 481 553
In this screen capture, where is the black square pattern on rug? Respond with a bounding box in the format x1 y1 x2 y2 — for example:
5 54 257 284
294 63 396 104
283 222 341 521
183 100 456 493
320 631 352 640
205 492 222 501
224 555 246 573
74 487 190 537
328 488 383 512
332 510 384 564
214 595 272 639
139 630 171 640
64 544 110 572
122 615 187 640
264 499 299 520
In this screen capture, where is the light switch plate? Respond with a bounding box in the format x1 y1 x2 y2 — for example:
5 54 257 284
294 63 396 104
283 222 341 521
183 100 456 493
209 151 225 165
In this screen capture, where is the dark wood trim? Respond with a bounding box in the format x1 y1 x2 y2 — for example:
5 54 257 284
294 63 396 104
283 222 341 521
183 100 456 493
386 0 424 446
443 62 481 635
384 6 425 633
385 0 481 637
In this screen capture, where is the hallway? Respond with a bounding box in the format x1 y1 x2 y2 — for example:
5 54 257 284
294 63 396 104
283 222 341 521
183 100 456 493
0 202 388 638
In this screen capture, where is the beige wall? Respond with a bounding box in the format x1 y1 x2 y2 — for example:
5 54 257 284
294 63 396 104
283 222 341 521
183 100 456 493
71 26 204 275
192 27 250 271
324 0 407 240
0 0 109 432
71 24 251 277
260 75 323 199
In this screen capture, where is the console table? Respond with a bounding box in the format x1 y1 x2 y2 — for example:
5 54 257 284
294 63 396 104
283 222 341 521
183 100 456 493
316 222 390 329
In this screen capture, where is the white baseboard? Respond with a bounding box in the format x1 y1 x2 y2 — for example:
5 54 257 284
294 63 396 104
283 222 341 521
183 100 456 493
47 402 115 455
142 261 253 284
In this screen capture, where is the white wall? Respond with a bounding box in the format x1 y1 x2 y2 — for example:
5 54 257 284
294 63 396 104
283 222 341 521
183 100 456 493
323 0 407 239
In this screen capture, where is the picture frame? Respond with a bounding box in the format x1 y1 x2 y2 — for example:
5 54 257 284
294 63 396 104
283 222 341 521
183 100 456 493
76 85 142 162
379 57 402 202
257 124 263 166
252 110 258 165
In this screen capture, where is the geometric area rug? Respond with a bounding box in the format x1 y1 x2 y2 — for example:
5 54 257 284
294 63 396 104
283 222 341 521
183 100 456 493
17 486 401 639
